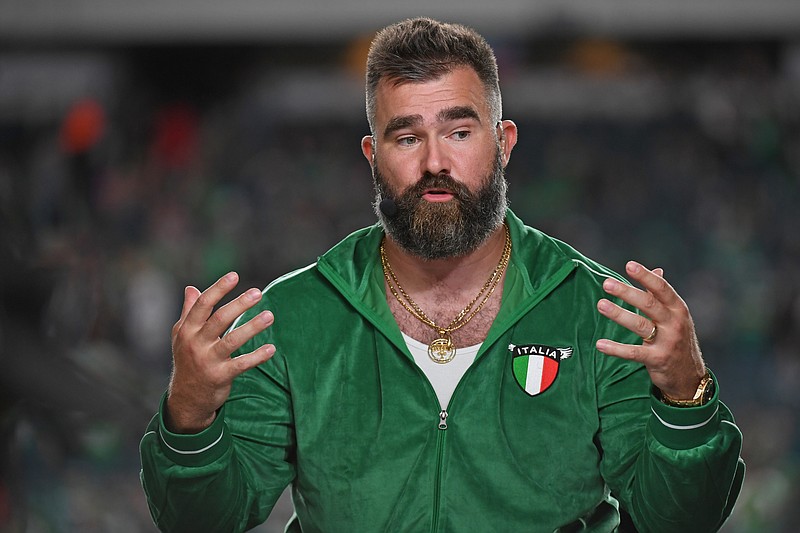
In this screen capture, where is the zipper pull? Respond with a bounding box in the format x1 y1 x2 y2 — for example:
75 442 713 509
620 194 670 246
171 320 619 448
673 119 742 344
438 410 448 430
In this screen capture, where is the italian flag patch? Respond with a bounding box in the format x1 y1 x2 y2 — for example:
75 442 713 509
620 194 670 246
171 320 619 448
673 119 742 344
510 344 573 397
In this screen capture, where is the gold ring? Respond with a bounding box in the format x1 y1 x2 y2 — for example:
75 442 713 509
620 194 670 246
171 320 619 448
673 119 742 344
643 324 657 343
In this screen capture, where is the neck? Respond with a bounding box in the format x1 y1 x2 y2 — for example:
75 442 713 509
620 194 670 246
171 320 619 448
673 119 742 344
382 224 508 293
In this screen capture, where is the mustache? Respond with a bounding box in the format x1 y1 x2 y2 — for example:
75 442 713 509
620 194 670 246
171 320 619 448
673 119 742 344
403 173 473 202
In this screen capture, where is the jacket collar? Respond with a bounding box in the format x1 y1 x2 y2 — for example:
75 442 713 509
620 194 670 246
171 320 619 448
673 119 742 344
315 209 578 354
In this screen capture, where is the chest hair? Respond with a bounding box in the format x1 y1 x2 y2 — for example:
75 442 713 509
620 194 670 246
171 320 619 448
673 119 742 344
386 279 505 348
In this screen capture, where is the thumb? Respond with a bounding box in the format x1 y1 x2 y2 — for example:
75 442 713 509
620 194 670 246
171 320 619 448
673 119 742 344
180 286 202 321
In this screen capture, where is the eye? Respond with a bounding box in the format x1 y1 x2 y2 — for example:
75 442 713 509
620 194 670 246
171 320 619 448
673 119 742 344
451 130 470 141
398 136 418 146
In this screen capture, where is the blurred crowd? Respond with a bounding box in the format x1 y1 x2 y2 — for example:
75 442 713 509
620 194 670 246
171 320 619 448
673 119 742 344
0 37 798 532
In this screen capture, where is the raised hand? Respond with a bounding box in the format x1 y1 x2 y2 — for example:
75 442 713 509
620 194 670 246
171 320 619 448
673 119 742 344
166 272 275 433
595 261 707 400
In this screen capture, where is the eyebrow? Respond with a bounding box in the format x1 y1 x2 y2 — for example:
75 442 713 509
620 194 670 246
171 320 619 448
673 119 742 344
437 105 481 124
383 115 422 137
382 105 482 138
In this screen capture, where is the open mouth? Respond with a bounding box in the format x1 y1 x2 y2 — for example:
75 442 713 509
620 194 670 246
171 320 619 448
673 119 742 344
422 188 454 199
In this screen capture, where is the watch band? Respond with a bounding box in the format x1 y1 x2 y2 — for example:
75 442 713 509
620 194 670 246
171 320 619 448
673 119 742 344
659 371 714 407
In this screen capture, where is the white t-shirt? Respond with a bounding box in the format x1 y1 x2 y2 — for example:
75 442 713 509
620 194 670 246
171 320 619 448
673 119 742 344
402 332 481 409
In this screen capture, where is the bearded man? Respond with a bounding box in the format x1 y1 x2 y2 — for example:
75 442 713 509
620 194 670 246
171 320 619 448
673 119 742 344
140 18 744 533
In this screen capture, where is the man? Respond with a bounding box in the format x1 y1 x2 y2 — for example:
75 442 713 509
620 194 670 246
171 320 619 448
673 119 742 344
140 18 744 532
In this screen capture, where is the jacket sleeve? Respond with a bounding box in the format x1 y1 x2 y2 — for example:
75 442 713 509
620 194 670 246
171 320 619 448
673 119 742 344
596 345 744 532
632 381 745 532
139 325 295 533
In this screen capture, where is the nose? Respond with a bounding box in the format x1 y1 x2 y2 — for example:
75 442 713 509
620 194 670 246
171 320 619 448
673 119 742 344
421 138 450 176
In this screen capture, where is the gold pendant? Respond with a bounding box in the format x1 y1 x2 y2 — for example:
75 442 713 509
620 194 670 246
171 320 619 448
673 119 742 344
428 335 456 364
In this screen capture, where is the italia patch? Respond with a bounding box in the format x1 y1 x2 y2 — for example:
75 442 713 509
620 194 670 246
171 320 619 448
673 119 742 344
509 343 573 397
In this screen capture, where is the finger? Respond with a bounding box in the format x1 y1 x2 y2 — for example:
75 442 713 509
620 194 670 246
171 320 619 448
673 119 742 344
180 286 201 322
217 310 274 357
597 298 656 340
653 267 664 278
224 343 277 381
624 261 680 308
185 272 240 327
595 338 647 364
202 286 264 340
602 276 670 324
172 286 202 341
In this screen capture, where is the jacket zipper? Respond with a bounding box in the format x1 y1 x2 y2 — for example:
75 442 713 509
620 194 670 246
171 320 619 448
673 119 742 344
438 410 448 430
431 409 448 532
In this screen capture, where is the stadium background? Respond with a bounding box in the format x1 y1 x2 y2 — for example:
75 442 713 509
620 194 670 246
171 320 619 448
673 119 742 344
0 1 798 531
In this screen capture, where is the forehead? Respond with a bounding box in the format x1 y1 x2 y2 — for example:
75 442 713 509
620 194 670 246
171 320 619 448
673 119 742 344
373 67 490 130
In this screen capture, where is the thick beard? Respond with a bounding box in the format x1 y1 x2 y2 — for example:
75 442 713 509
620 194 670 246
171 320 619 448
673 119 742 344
372 149 507 260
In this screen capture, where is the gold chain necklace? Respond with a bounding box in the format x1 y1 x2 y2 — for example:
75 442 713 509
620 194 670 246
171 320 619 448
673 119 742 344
380 224 512 364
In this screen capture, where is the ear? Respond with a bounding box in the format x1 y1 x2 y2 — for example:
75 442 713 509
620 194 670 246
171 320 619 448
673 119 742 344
496 120 518 168
361 135 375 167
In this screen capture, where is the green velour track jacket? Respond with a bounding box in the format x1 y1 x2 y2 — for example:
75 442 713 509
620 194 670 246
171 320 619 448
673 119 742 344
140 210 744 533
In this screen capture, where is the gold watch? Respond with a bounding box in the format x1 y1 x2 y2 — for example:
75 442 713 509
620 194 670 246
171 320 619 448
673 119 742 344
660 372 714 407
